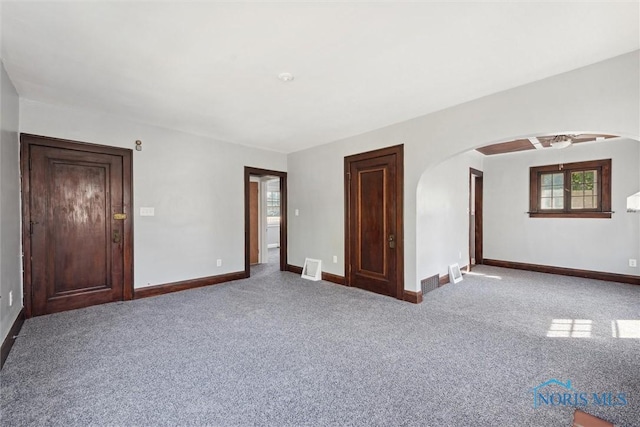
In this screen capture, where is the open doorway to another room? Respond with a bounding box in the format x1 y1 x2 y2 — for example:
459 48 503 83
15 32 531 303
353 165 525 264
469 168 484 270
244 167 287 278
264 178 281 268
249 176 281 273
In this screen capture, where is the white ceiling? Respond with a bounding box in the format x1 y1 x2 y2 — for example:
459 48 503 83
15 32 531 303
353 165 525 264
1 1 638 153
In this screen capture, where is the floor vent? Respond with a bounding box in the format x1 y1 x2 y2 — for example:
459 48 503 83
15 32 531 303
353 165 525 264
421 274 439 296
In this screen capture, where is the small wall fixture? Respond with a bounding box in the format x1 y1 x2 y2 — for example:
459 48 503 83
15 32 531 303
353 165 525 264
135 140 142 151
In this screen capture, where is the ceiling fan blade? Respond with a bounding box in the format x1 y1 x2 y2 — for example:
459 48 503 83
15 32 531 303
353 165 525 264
570 137 597 144
571 133 601 139
537 136 553 148
570 133 617 144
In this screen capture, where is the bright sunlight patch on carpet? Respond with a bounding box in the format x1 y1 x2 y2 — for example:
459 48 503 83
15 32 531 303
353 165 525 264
547 319 593 338
611 320 640 338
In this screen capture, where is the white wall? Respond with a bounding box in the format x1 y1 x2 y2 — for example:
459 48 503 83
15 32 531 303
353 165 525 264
483 138 640 275
288 50 639 291
20 100 287 288
416 150 483 281
267 226 280 248
288 142 347 273
1 61 22 342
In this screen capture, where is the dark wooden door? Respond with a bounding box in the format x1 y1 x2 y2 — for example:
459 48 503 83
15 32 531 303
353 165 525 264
22 135 133 316
345 145 403 298
474 176 483 264
249 181 259 264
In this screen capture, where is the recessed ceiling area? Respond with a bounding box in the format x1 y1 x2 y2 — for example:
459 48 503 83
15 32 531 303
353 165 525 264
1 2 638 153
476 134 619 156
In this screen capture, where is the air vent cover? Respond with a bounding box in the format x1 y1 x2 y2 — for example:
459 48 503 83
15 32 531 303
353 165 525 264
421 274 439 295
301 258 322 281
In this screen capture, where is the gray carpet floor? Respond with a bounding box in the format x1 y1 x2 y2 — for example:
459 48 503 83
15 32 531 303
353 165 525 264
1 265 639 426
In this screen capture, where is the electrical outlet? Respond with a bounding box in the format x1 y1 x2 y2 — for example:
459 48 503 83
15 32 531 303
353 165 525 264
459 251 462 260
9 291 13 307
630 259 638 268
216 259 222 267
333 255 338 263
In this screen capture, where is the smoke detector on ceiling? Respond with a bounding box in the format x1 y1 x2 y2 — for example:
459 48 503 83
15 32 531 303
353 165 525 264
278 72 294 82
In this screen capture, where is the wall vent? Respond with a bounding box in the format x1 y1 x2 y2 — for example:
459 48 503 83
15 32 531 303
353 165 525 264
421 274 439 296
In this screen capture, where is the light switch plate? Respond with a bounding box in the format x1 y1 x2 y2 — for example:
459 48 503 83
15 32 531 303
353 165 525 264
140 207 155 216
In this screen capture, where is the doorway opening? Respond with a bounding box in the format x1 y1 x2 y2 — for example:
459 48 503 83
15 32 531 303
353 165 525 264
469 168 484 269
244 167 287 278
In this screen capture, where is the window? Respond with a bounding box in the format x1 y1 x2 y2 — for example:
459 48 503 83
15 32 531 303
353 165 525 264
529 159 611 218
266 189 280 225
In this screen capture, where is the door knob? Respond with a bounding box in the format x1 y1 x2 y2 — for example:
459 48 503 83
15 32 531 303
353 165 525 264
113 229 121 244
388 234 395 248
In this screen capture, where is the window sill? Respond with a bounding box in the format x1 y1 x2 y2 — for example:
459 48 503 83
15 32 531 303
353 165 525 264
528 212 612 219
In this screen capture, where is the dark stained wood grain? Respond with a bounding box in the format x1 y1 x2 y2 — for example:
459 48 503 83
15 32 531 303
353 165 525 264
286 264 345 285
134 271 246 299
21 134 133 317
52 161 110 294
476 139 534 156
477 134 618 156
439 274 450 286
345 145 404 299
359 168 385 274
483 259 640 285
403 290 423 304
290 263 419 303
286 264 303 275
474 174 483 264
0 308 25 370
528 212 612 219
529 159 612 218
322 272 345 286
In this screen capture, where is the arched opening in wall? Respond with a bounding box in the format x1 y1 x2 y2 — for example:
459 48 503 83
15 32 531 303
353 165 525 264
416 132 639 289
